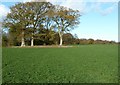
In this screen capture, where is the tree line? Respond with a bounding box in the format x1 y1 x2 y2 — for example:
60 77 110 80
2 1 80 47
2 31 117 47
2 1 118 47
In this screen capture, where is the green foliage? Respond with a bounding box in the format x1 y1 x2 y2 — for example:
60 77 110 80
53 5 80 35
63 33 74 45
2 45 118 83
3 2 54 46
3 2 81 46
2 34 8 47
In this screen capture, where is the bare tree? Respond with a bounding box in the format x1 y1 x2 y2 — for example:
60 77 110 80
53 5 80 46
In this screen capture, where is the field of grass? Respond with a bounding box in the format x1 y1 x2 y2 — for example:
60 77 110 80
2 44 118 83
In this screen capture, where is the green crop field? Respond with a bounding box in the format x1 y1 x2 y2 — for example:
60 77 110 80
2 44 118 83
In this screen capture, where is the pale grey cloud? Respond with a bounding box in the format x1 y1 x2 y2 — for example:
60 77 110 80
50 0 118 15
97 0 119 2
94 2 117 15
1 0 119 2
47 0 119 2
0 0 118 16
0 0 31 2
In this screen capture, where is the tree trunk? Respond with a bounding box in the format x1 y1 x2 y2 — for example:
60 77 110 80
31 36 34 46
21 31 25 47
59 35 63 46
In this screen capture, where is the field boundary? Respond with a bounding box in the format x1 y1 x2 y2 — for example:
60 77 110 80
11 45 74 48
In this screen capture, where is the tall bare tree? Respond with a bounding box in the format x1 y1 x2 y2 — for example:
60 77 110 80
3 2 81 46
3 3 35 46
3 2 53 46
24 2 53 46
53 5 80 46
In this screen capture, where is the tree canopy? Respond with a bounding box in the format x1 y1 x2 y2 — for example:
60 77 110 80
2 1 81 46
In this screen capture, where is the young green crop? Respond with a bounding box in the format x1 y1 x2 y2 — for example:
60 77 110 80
2 44 118 83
